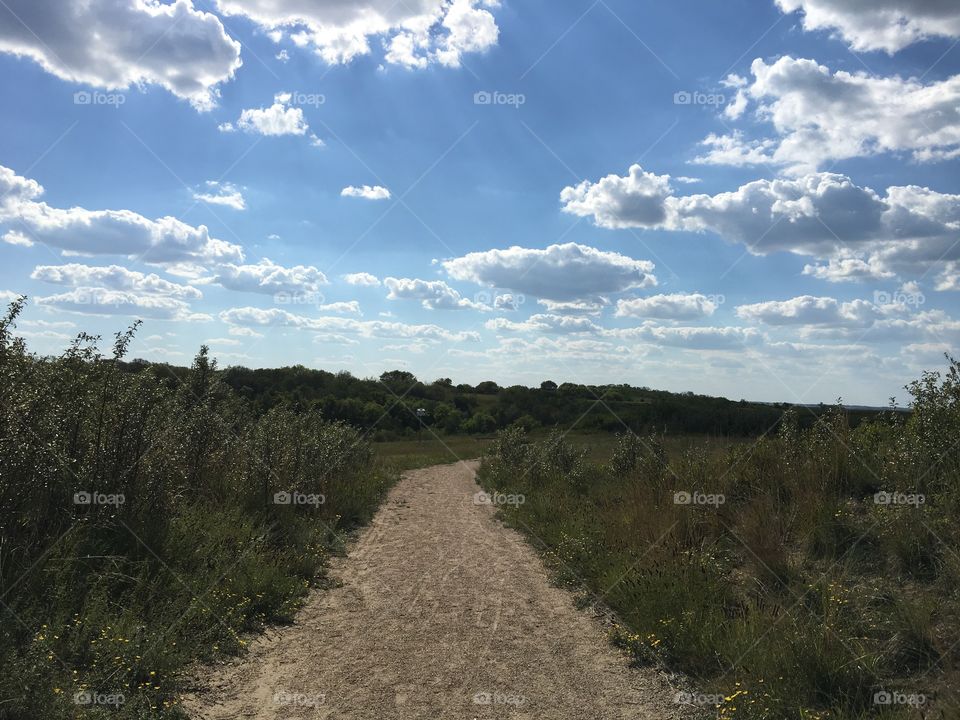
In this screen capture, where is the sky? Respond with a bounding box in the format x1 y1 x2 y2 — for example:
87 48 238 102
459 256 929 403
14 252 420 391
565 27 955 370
1 0 959 405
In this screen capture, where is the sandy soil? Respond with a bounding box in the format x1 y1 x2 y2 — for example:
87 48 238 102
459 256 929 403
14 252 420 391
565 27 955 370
181 461 689 719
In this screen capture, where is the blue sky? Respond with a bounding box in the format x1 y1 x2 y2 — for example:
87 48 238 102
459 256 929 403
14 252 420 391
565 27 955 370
1 0 959 405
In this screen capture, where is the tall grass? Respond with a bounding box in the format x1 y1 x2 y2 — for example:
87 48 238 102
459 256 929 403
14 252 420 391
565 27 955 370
479 367 960 719
0 298 393 719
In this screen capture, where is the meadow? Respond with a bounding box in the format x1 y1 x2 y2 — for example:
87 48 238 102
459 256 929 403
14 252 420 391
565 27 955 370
479 369 960 719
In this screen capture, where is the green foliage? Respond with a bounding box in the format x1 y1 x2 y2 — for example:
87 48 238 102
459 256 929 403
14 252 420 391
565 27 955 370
0 299 392 719
478 365 960 720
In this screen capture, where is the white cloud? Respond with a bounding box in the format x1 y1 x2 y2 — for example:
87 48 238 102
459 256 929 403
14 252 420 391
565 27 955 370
736 296 878 326
224 93 309 137
536 299 607 315
193 181 246 210
3 230 33 247
486 313 603 335
31 264 202 300
696 57 960 173
36 288 211 321
228 326 263 338
207 337 242 346
213 259 328 295
384 277 487 310
214 0 500 68
776 0 960 52
219 306 480 342
316 300 362 315
442 242 657 302
0 164 244 267
615 293 720 320
341 185 391 200
614 324 762 350
559 165 673 229
343 272 381 286
0 0 241 110
560 164 960 288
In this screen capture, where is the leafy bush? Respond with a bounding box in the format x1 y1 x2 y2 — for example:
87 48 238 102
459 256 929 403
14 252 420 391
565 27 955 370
0 299 393 719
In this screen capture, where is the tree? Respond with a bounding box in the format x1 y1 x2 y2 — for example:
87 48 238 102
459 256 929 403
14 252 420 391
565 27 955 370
476 380 500 394
540 380 558 392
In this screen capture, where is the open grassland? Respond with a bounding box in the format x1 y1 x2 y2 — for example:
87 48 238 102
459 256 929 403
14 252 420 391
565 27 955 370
479 367 960 720
0 300 394 719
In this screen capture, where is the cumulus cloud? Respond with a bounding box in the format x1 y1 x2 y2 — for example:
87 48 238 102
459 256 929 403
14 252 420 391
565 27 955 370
219 306 480 342
695 57 960 173
560 164 960 288
213 259 328 296
316 300 362 315
486 313 604 335
0 0 241 110
341 185 391 200
384 277 487 310
736 296 878 326
343 272 381 286
613 324 762 350
536 299 607 315
0 164 243 267
559 165 673 229
442 242 656 302
35 288 211 321
214 0 500 68
776 0 960 52
615 293 720 320
222 93 311 137
30 264 202 300
193 181 246 210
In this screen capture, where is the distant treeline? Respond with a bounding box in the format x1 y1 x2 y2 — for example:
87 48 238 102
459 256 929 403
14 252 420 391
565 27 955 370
119 361 896 438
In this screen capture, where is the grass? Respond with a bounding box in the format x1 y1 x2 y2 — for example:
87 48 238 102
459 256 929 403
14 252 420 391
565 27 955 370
478 376 960 719
0 300 395 719
374 435 494 471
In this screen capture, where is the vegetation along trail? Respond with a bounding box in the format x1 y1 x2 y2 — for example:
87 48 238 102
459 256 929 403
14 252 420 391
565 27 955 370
182 461 687 719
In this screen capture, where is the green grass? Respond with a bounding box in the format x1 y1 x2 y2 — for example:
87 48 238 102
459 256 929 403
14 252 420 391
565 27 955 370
374 435 494 471
479 392 960 720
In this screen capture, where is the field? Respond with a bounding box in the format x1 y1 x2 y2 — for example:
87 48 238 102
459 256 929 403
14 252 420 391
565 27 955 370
478 385 960 719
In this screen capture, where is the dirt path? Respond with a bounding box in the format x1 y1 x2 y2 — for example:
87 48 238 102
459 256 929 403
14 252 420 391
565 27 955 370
181 461 687 719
